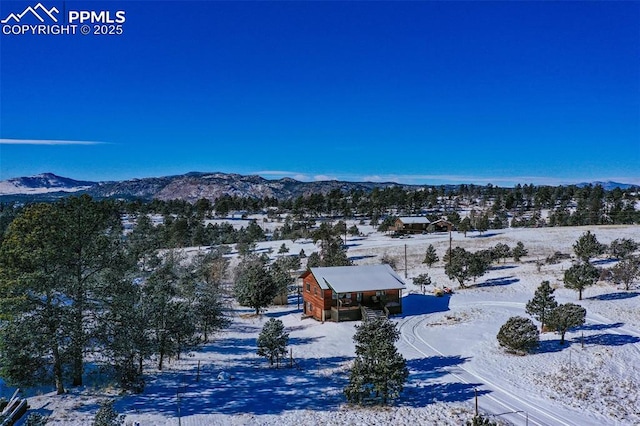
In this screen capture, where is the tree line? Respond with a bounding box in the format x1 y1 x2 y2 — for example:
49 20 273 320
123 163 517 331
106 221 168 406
0 195 229 394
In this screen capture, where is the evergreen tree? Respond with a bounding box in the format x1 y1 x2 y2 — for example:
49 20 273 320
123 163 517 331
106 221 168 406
412 273 432 293
256 318 289 367
573 231 605 263
93 400 124 426
609 238 638 260
468 252 491 283
344 317 408 405
270 258 294 299
278 243 289 255
611 256 640 291
492 243 511 264
56 196 125 386
445 247 472 288
233 255 279 314
24 413 49 426
97 252 147 392
525 281 558 331
564 262 599 300
475 214 490 235
306 252 322 268
423 244 439 267
144 252 198 370
458 217 472 237
547 303 586 344
511 241 528 262
466 414 497 426
497 316 539 354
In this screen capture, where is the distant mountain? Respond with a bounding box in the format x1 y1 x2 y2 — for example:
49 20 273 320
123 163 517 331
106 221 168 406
575 181 636 190
0 171 410 202
2 172 635 203
0 173 96 195
86 172 409 203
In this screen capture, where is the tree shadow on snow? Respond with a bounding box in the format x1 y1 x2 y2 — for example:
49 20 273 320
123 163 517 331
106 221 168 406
488 265 517 271
402 381 489 406
474 276 519 288
122 355 352 416
265 307 302 318
348 254 377 261
577 322 624 332
535 339 569 354
591 258 618 266
400 356 489 406
469 232 500 238
578 333 640 347
587 292 639 301
399 294 450 318
198 336 257 356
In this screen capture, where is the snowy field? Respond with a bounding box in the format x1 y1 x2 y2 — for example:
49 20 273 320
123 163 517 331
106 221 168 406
18 224 640 425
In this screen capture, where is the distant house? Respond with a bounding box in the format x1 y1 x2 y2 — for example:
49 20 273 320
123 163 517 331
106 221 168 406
391 217 430 234
430 218 454 232
300 264 406 322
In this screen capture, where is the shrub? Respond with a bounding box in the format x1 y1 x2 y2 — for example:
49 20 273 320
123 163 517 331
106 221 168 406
497 316 539 354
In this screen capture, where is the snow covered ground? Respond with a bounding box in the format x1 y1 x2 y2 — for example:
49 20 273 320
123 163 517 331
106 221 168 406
18 224 640 425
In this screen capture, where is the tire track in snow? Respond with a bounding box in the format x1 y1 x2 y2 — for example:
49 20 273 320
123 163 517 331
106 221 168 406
398 314 578 426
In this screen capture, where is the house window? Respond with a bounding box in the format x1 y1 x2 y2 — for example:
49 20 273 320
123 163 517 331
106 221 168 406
314 286 318 295
356 292 362 302
306 282 311 292
376 290 384 297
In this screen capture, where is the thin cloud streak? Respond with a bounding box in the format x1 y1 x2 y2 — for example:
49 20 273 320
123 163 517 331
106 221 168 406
0 139 106 146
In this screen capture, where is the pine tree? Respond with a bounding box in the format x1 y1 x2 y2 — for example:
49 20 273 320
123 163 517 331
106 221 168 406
412 273 432 293
0 203 70 394
423 244 439 267
233 255 279 314
547 303 586 344
344 317 408 405
609 238 638 260
445 247 472 288
564 262 599 300
466 414 497 426
144 252 198 370
512 241 528 262
278 243 289 255
492 243 511 264
93 400 124 426
611 256 640 291
573 231 605 263
458 217 472 237
526 281 558 331
256 318 289 367
497 316 539 354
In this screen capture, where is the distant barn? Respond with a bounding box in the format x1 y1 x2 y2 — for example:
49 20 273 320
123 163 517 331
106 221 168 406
300 264 406 322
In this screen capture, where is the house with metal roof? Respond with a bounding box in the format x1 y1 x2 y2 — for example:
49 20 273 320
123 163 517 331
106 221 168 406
391 216 431 234
300 264 406 322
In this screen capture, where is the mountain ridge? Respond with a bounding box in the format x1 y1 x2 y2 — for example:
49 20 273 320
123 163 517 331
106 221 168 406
0 172 636 202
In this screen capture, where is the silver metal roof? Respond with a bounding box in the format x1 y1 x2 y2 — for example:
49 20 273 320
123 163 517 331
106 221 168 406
398 216 430 224
310 264 406 293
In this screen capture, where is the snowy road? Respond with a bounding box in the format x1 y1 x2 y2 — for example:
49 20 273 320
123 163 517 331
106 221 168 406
397 299 640 426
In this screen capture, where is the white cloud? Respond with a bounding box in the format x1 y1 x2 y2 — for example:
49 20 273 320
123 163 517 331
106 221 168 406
0 138 105 146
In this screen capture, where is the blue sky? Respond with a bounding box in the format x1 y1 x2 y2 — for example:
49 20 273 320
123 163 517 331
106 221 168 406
1 1 639 186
